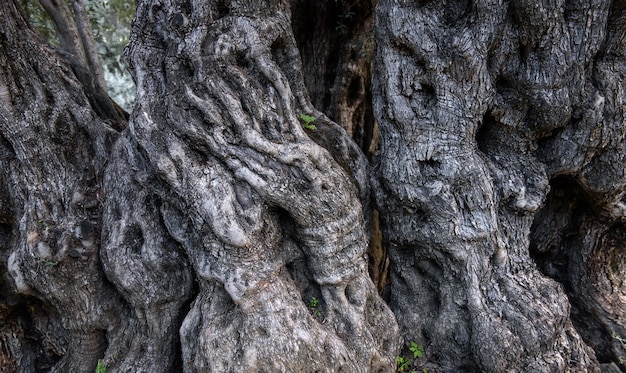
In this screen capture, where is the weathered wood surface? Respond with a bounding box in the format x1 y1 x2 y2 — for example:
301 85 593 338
0 0 624 371
372 0 625 371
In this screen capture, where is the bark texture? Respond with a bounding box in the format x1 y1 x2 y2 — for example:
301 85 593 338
100 0 399 371
290 0 390 294
0 1 127 372
2 0 626 371
373 0 625 371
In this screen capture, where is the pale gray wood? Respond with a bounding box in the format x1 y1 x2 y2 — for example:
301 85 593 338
99 0 400 371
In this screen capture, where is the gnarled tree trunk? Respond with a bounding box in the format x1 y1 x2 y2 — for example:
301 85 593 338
100 0 399 371
373 0 625 371
2 0 400 371
0 1 127 372
2 0 626 371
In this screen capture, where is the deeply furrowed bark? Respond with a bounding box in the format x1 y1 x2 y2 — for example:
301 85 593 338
290 0 391 294
97 0 400 371
2 0 624 371
0 1 127 371
373 0 624 371
291 0 378 155
530 0 626 368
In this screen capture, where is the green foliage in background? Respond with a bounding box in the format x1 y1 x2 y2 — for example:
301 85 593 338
20 0 136 110
19 0 58 44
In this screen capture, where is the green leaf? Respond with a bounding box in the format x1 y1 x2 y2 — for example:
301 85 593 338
299 114 317 130
95 359 107 373
409 341 423 359
397 356 409 372
299 113 315 123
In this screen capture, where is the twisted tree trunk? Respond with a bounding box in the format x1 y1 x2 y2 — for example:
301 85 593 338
2 0 400 370
106 0 399 371
373 0 625 371
2 0 626 372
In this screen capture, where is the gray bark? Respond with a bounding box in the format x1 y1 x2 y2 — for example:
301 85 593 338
290 0 390 293
2 0 401 370
373 0 625 371
101 0 399 371
2 0 626 371
0 1 127 372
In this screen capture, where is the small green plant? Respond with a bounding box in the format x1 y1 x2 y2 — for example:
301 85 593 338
309 297 319 308
409 341 423 359
397 356 410 372
397 341 425 372
95 359 106 373
37 256 58 267
308 296 322 317
299 114 317 130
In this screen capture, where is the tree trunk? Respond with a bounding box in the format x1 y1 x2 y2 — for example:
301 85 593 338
2 0 626 371
291 0 378 155
0 1 127 372
373 0 624 371
70 0 108 92
103 1 399 371
2 0 401 370
38 0 109 92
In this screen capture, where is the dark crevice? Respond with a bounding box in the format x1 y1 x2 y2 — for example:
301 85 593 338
529 175 587 279
0 132 16 161
214 0 230 19
269 37 289 76
419 82 436 106
476 111 498 156
443 0 472 26
527 176 623 364
347 76 362 106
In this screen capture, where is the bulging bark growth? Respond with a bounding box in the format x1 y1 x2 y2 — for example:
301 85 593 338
99 0 400 371
373 0 624 371
2 0 625 371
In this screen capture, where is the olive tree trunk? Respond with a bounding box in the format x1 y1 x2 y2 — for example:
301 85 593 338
290 0 391 294
2 0 626 371
0 1 128 372
102 0 400 371
372 0 625 371
2 0 400 371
